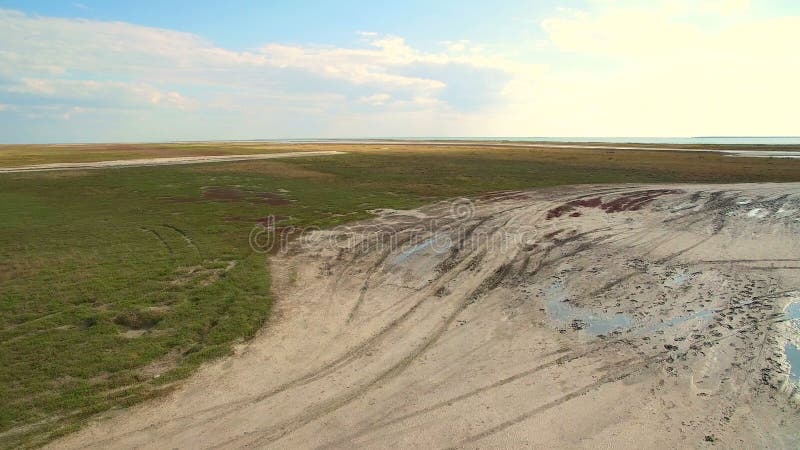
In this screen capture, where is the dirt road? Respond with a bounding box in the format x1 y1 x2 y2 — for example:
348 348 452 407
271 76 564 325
54 183 800 448
0 151 345 173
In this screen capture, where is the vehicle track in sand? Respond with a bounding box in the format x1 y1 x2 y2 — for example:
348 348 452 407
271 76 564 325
53 183 800 449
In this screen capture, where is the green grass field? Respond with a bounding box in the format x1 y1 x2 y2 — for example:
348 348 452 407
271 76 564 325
2 143 800 447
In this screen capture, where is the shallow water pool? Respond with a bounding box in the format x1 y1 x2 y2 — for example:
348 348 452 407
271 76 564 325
545 282 633 336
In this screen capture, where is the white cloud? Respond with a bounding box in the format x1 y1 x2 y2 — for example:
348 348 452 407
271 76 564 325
0 9 266 82
0 8 525 141
484 0 800 136
62 106 86 120
4 78 192 110
255 35 531 92
260 42 446 91
359 93 392 106
0 3 798 142
442 40 470 52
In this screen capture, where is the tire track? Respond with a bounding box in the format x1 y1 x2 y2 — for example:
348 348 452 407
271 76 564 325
227 254 522 448
316 345 643 449
86 212 525 447
445 356 660 449
162 224 201 258
139 226 172 254
225 190 682 447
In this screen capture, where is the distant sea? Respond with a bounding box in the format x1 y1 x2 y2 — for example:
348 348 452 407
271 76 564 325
276 137 800 146
370 137 800 145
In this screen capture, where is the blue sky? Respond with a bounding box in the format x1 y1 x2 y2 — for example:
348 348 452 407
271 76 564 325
1 1 799 142
0 1 574 49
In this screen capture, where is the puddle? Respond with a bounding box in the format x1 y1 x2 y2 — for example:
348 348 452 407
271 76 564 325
546 282 633 336
783 299 800 384
664 269 696 288
393 236 449 264
394 239 433 264
785 343 800 383
784 300 800 321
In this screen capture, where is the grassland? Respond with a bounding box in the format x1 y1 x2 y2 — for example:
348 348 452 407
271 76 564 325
2 140 800 168
2 143 800 447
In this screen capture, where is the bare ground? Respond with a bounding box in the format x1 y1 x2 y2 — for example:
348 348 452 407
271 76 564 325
53 183 800 448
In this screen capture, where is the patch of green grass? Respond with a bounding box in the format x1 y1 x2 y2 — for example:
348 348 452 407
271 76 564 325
1 144 799 447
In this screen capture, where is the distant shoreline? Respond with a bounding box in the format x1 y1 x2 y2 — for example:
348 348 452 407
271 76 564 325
4 137 800 147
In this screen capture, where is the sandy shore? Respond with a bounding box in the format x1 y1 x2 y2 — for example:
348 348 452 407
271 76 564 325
53 183 800 449
0 151 346 173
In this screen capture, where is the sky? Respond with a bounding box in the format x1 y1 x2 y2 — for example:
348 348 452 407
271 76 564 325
0 0 799 143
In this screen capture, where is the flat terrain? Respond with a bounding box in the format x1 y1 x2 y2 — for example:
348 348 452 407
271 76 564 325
0 143 319 167
54 183 800 448
2 142 800 447
3 140 800 168
0 151 345 173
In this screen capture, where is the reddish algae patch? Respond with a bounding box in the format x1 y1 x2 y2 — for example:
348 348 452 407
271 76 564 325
546 190 680 219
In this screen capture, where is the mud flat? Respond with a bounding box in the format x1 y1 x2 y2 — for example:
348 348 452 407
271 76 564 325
54 183 800 448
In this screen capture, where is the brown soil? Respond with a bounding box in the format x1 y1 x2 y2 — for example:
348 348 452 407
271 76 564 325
225 215 289 227
202 187 291 205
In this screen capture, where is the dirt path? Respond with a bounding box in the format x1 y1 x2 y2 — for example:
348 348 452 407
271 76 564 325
0 151 346 173
53 183 800 449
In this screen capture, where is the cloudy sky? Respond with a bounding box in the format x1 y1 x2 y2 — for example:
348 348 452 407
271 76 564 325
0 0 798 143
